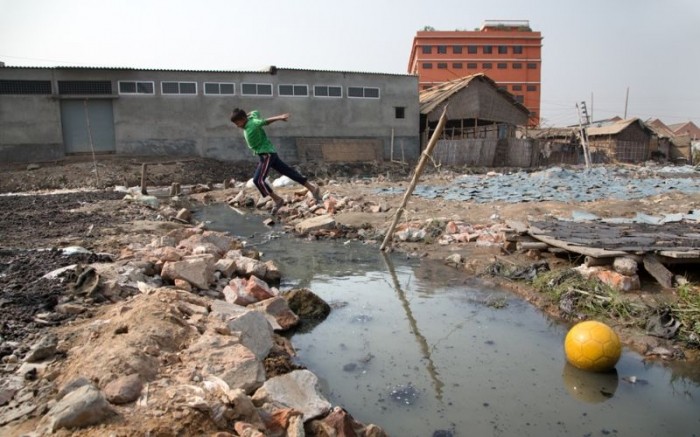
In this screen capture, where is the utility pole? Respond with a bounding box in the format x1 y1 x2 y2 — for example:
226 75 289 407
576 102 592 168
624 87 629 119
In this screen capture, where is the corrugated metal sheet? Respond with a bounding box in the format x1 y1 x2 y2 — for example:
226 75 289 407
646 119 676 139
419 73 529 115
0 65 414 77
528 127 577 139
587 118 641 136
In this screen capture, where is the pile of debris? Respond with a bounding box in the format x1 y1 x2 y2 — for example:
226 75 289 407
0 224 386 436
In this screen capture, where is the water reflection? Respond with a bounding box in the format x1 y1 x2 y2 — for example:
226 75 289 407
561 363 618 404
382 252 444 401
196 204 700 436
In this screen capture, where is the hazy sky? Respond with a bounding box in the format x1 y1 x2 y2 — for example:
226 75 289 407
1 0 698 126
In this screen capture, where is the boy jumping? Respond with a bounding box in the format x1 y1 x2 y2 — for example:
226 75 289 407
230 108 322 215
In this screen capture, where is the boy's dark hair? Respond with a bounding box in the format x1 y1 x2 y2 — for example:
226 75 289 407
230 108 247 123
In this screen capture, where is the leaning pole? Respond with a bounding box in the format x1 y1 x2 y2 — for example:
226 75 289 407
380 105 448 251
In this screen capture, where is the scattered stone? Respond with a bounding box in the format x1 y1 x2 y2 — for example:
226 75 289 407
214 257 237 278
56 377 93 401
161 256 214 290
223 277 253 306
42 384 113 432
263 260 282 284
176 208 192 222
174 278 193 291
55 302 87 315
235 256 268 279
114 324 128 335
574 265 641 292
396 227 426 242
104 374 143 404
0 402 37 426
250 296 300 331
252 369 331 422
227 388 264 428
294 215 336 235
25 334 58 363
0 377 22 406
445 253 463 267
284 288 331 325
613 257 638 276
223 310 274 361
245 276 276 302
307 406 387 437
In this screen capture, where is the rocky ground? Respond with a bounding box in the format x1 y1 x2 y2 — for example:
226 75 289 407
1 156 699 436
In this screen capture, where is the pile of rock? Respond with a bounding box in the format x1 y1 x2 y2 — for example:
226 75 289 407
0 224 386 436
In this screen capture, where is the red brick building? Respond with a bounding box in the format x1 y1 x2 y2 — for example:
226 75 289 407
408 20 543 126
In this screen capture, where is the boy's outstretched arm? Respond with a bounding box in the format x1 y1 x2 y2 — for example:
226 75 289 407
266 113 290 124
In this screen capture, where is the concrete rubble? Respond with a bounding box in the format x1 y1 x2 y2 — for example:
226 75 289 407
0 222 387 436
381 164 700 204
2 163 698 434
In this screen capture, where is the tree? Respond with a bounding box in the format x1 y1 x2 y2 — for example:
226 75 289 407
421 25 436 31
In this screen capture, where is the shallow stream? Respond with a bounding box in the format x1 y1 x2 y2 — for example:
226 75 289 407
196 204 700 437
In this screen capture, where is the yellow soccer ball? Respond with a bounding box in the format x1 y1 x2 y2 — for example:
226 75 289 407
564 321 621 372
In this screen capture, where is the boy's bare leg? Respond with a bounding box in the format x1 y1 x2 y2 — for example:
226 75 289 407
270 191 284 205
269 191 284 215
303 182 322 203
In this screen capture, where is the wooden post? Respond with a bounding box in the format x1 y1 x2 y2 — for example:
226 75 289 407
516 241 550 251
390 128 395 162
380 106 448 251
83 100 100 188
643 254 673 289
140 163 148 195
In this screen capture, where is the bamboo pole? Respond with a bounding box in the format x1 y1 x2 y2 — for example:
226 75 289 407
380 106 448 251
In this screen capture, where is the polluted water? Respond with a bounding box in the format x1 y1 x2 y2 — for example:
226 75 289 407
196 203 700 437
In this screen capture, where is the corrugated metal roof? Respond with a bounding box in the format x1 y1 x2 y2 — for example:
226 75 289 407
587 118 644 136
645 119 676 138
419 73 530 115
667 121 700 134
527 127 577 139
0 64 414 77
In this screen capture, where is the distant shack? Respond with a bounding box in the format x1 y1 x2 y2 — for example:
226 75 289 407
419 73 532 167
586 118 653 163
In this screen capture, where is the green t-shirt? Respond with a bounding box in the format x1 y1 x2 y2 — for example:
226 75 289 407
243 110 276 155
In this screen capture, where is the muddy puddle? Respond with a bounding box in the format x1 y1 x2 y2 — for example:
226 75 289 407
196 204 700 436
